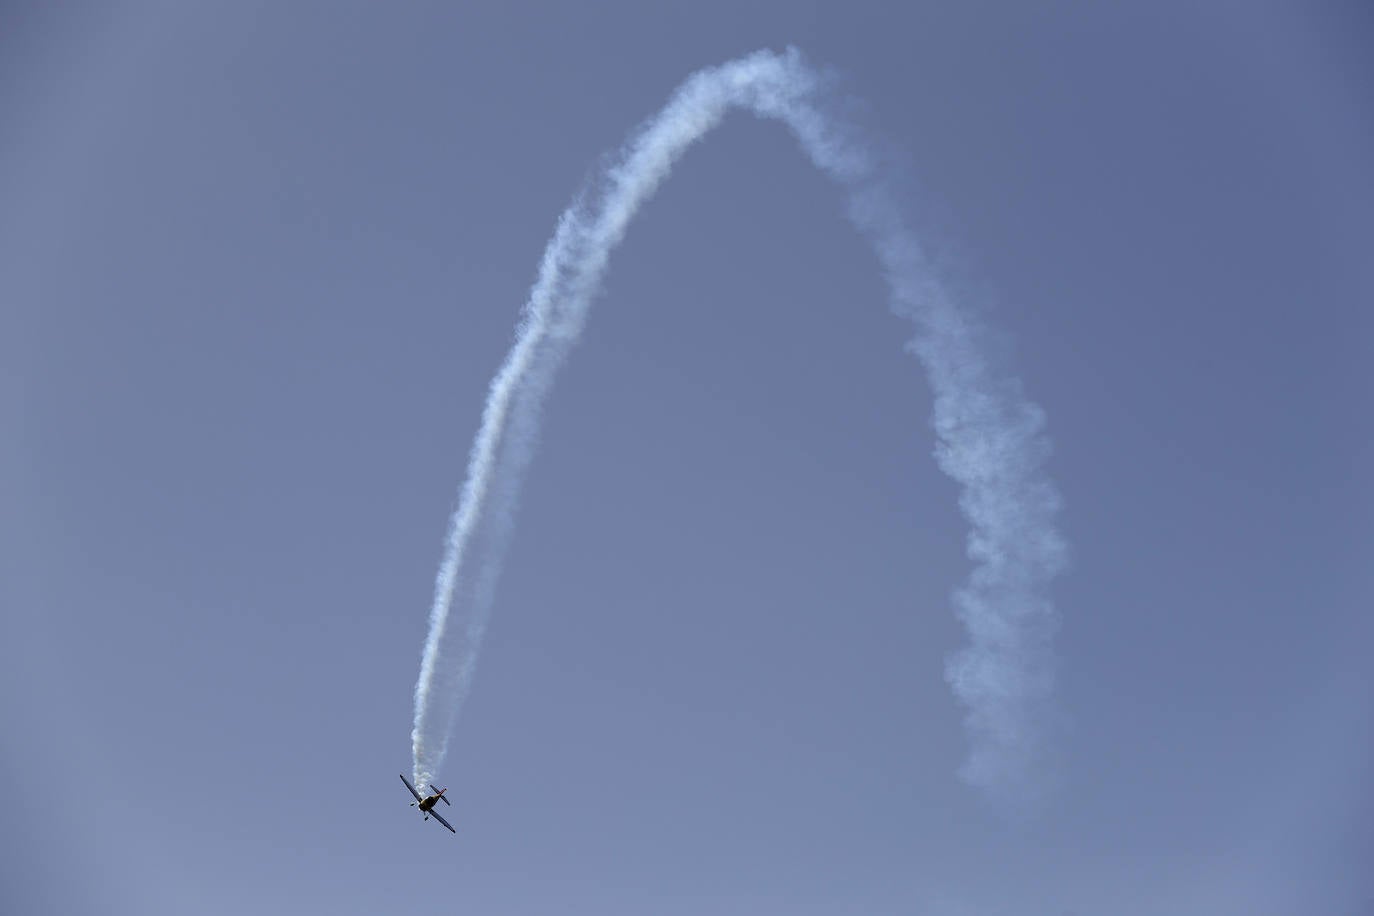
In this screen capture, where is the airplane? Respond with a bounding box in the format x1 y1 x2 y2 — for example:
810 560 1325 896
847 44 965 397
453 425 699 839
399 773 455 834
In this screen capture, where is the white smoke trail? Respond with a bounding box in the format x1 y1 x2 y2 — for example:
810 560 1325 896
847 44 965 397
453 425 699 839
412 48 1067 803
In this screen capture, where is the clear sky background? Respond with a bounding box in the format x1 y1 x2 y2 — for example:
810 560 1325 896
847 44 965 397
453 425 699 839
3 2 1371 914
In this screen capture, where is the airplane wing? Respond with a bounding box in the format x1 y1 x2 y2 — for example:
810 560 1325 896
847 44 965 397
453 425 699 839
398 774 423 803
429 809 456 834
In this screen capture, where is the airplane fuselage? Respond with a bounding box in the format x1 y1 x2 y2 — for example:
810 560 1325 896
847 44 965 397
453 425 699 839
418 796 439 813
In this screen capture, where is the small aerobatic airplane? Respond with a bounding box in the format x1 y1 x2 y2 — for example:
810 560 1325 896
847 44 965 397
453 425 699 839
399 774 455 834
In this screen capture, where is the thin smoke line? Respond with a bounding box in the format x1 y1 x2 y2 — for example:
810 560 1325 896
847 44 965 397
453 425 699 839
412 48 1067 805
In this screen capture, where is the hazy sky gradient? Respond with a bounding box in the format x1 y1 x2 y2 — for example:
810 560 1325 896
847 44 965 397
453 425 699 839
4 2 1371 914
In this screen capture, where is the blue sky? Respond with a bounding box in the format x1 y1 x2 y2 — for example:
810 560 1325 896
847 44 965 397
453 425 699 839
4 3 1371 913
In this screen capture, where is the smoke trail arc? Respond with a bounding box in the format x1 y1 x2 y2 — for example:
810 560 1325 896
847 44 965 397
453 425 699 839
412 48 1067 804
